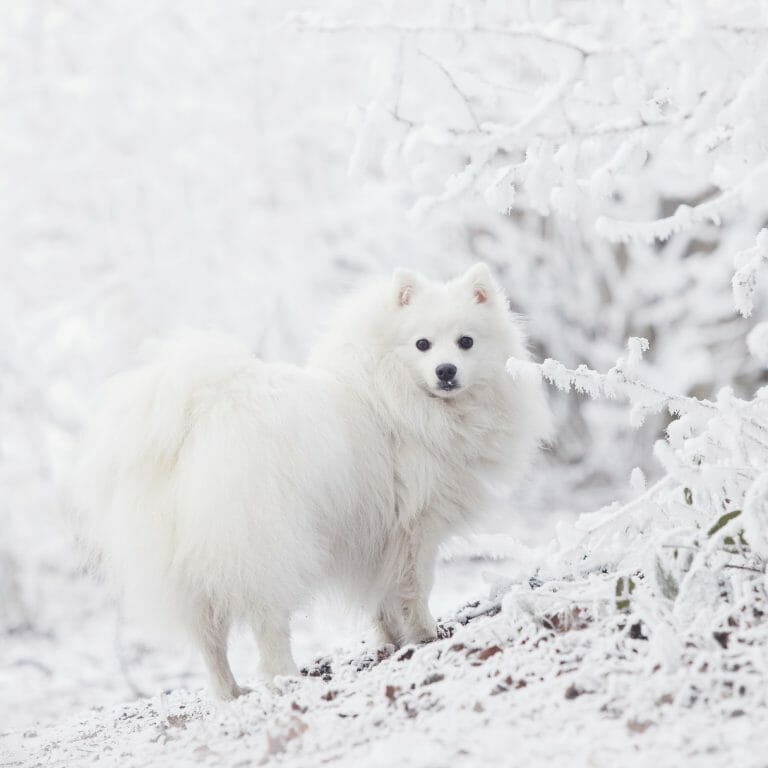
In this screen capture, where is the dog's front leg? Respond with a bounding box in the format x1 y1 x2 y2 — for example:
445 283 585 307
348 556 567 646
252 610 298 688
399 525 440 645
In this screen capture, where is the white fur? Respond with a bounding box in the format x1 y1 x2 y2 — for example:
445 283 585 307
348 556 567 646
69 264 552 699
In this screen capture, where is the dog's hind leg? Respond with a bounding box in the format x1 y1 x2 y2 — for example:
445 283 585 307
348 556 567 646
196 603 250 700
252 611 298 686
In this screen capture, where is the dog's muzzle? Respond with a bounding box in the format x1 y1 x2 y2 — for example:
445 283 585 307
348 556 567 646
435 363 459 392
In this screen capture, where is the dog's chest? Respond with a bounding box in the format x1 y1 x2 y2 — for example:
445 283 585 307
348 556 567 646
393 411 503 523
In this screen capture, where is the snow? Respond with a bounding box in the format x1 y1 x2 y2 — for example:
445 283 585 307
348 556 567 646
734 229 768 319
4 1 768 766
5 555 768 768
4 553 768 767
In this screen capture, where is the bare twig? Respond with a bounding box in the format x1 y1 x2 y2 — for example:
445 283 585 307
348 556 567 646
291 15 599 56
417 48 481 131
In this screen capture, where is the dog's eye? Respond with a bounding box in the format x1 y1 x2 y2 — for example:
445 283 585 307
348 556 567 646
415 338 431 352
457 336 474 350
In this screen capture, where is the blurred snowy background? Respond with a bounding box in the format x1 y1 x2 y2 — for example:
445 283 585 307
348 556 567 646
3 0 768 761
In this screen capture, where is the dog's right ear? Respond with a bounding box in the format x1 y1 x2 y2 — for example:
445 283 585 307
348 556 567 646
393 269 423 307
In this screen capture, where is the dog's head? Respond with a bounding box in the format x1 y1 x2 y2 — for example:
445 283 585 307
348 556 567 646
391 263 518 400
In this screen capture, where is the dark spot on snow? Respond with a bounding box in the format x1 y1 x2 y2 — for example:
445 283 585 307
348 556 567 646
397 648 415 661
449 643 465 652
629 621 648 640
713 631 729 649
166 714 189 729
291 701 307 714
565 683 585 699
385 685 400 703
491 674 526 694
627 718 654 733
354 646 393 672
301 658 333 679
455 599 501 626
477 645 502 661
321 690 338 702
422 673 444 686
436 623 454 639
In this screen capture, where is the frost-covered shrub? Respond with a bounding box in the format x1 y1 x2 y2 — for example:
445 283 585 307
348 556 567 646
506 326 768 663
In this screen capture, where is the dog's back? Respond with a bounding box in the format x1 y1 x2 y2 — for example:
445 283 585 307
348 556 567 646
68 331 379 638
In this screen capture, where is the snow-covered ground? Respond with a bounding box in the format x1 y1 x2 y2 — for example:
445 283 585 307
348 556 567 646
3 1 768 766
5 540 767 768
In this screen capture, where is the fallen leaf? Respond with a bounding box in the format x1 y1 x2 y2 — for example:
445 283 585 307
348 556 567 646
564 684 585 700
478 645 502 661
627 718 654 733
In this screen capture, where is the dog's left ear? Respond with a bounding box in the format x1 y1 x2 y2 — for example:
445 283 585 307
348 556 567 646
393 269 424 307
461 263 496 305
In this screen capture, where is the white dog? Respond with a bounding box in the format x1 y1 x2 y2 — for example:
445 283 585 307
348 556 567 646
70 264 551 699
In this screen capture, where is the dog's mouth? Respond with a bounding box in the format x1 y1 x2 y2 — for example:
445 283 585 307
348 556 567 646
432 379 461 397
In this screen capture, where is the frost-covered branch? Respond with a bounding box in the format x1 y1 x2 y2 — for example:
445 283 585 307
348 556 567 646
596 164 768 244
733 229 768 318
291 14 599 55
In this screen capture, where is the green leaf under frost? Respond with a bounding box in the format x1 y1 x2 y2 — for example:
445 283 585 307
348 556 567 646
615 576 636 611
655 558 678 601
707 510 742 538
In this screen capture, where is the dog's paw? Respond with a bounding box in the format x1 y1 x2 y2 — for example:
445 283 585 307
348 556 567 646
403 625 438 646
215 683 253 701
261 674 301 695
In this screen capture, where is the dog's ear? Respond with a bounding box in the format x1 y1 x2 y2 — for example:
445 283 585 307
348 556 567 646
393 269 423 307
461 262 496 304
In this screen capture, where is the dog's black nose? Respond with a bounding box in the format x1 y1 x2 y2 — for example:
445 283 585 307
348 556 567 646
435 363 457 382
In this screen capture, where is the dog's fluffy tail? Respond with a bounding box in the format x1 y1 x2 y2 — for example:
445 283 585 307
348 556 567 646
66 331 255 635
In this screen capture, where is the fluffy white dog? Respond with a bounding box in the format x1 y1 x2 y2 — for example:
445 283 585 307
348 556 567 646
70 264 551 699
